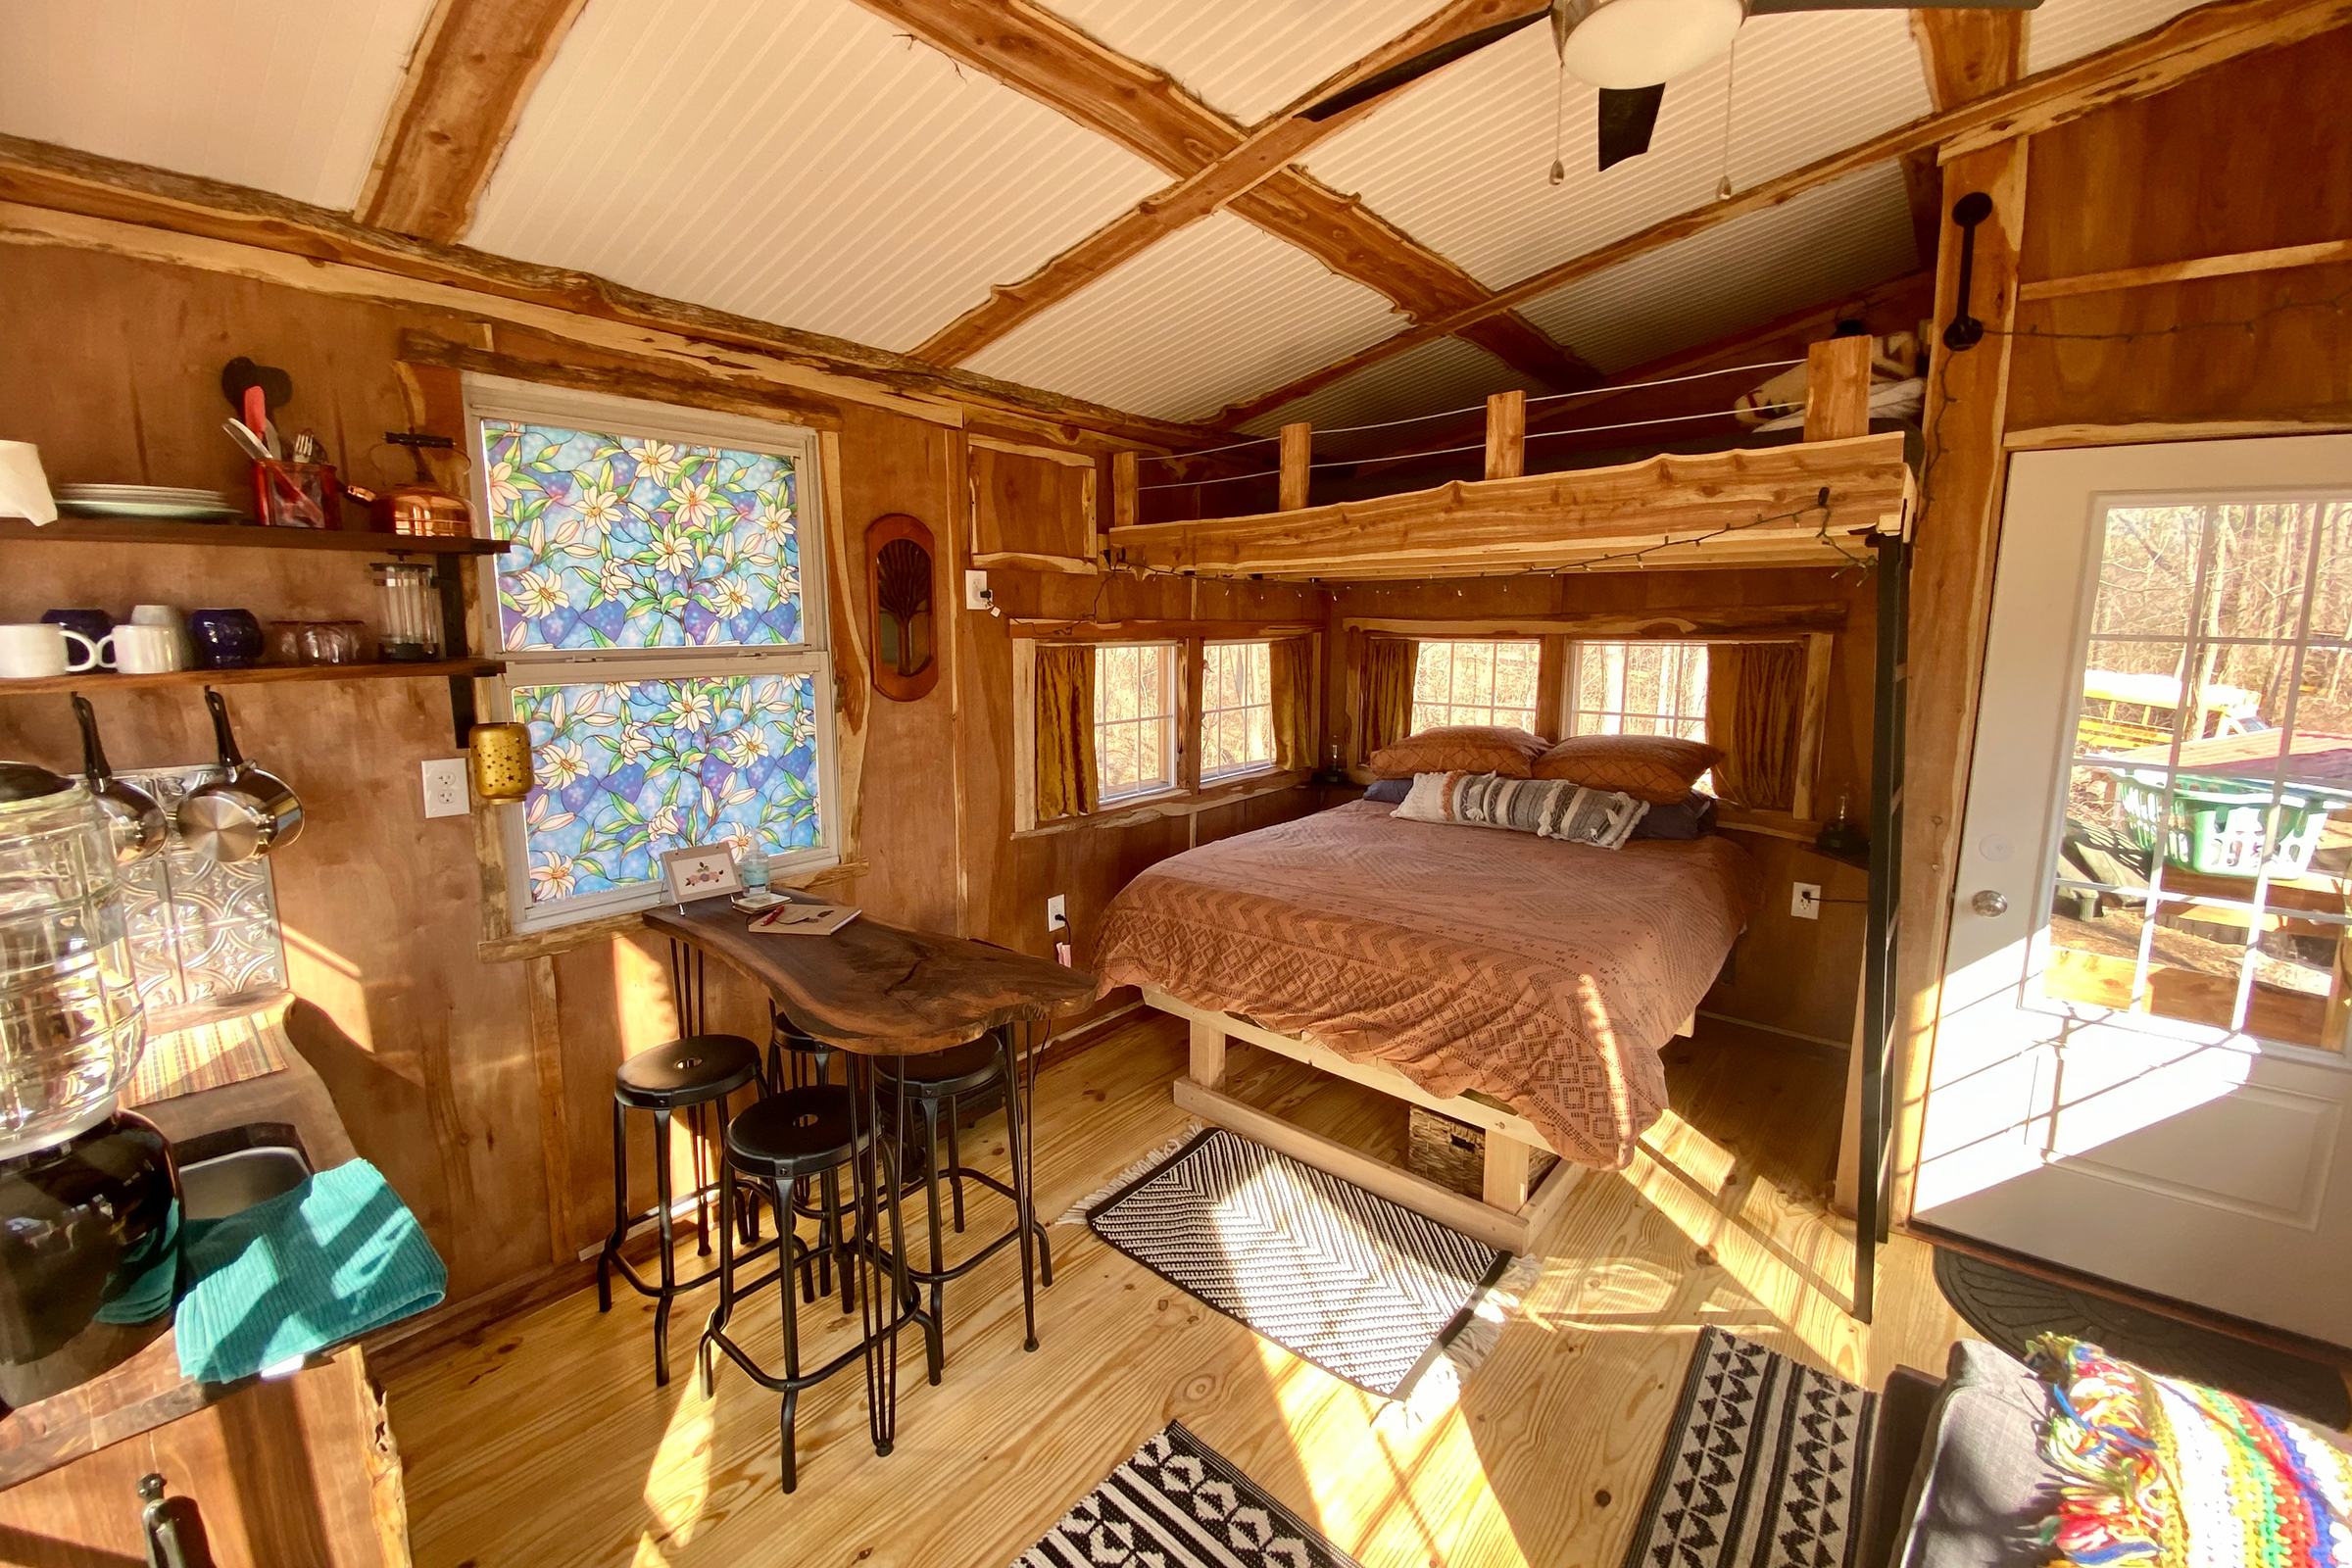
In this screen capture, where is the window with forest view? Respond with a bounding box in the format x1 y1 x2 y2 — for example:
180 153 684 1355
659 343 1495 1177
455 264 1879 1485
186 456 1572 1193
1571 642 1710 741
2049 498 2352 1052
1201 642 1274 779
1095 643 1178 802
1412 640 1540 732
470 380 835 931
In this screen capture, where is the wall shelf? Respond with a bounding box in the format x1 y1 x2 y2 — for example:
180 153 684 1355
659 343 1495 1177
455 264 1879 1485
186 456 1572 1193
0 518 509 555
0 660 505 699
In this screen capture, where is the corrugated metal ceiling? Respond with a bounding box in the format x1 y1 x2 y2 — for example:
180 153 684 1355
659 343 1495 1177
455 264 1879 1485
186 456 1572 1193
1302 8 1931 294
0 0 432 210
2028 0 2209 73
1045 0 1450 126
467 0 1168 355
1518 161 1921 374
962 211 1405 424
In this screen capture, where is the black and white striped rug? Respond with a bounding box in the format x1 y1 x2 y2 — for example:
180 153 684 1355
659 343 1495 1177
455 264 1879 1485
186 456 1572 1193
1619 1327 1879 1568
1086 1127 1511 1397
1015 1421 1363 1568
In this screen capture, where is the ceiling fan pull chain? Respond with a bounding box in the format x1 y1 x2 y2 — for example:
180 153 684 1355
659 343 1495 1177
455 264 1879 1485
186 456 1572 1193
1715 37 1739 200
1548 47 1569 185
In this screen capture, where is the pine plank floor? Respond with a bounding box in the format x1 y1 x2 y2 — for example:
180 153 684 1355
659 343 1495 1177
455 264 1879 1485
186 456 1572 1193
384 1013 1968 1568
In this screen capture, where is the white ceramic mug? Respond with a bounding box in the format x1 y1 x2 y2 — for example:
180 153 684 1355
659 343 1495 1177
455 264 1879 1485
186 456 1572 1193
0 623 96 679
104 624 179 676
128 605 190 670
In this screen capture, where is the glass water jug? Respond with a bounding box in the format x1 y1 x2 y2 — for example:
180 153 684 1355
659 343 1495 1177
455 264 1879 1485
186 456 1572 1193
0 763 146 1160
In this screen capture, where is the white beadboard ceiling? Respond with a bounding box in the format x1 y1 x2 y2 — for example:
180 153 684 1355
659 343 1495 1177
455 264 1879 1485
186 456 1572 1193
1303 8 1931 294
467 0 1168 355
1045 0 1452 126
1240 336 1544 461
1519 161 1922 374
0 0 432 210
963 211 1404 424
2028 0 2209 73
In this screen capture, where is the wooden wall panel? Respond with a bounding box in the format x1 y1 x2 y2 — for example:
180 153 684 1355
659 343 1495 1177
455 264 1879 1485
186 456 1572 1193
969 444 1093 563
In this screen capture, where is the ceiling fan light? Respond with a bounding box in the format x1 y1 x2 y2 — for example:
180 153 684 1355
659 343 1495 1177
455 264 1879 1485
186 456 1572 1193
1561 0 1744 89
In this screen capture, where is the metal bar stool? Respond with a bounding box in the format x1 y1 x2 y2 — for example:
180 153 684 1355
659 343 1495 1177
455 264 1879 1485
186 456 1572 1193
699 1081 926 1494
596 1032 765 1386
879 1022 1051 1356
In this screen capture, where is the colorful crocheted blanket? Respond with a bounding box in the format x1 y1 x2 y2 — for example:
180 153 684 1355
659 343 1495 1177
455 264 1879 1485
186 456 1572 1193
2031 1335 2352 1568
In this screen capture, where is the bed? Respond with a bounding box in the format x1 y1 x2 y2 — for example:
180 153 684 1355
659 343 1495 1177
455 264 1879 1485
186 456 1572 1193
1093 799 1759 1249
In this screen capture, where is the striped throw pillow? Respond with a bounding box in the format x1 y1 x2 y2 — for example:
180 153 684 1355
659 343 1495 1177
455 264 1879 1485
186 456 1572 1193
1393 771 1649 849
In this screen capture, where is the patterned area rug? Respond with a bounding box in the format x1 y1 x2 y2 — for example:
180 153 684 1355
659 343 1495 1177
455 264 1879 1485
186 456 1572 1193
1087 1127 1511 1397
1933 1246 2352 1429
1015 1421 1363 1568
1619 1327 1878 1568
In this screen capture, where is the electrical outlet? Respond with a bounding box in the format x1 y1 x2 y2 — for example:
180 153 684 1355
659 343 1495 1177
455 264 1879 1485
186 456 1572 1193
964 569 994 612
421 758 470 818
1046 893 1068 931
1790 881 1821 920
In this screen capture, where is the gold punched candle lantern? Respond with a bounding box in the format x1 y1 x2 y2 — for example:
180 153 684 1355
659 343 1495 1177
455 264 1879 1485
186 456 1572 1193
468 722 533 805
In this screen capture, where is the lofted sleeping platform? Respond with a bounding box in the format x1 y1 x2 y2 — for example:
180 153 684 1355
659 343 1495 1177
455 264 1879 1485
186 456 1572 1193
2 0 2350 1564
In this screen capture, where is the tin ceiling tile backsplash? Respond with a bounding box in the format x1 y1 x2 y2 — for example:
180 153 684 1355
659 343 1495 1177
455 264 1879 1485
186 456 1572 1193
118 767 287 1021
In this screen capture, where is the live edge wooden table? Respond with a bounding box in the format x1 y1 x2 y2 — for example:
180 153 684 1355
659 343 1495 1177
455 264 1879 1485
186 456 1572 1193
642 897 1097 1361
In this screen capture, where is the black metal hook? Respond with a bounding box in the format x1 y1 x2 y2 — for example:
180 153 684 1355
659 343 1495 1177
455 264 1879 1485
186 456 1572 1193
1941 191 1995 352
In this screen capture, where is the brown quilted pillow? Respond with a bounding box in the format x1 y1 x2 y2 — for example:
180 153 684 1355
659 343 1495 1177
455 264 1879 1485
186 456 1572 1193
1368 725 1547 779
1534 734 1723 803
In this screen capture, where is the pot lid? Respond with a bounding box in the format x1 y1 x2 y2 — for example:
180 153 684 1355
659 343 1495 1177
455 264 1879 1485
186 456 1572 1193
0 762 74 805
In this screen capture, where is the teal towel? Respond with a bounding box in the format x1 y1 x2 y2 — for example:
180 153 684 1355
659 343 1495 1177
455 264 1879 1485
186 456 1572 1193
174 1157 446 1384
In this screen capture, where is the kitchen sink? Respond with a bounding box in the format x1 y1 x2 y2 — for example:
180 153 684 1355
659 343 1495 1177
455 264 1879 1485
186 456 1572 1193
172 1122 312 1221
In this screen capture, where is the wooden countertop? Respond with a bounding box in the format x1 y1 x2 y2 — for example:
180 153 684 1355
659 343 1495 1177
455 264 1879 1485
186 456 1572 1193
0 1011 355 1490
646 897 1096 1054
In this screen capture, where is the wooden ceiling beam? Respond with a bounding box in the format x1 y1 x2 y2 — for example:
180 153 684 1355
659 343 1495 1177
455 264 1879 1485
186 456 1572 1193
1898 9 2026 266
355 0 588 242
867 0 1596 389
0 133 1228 451
1219 0 2352 423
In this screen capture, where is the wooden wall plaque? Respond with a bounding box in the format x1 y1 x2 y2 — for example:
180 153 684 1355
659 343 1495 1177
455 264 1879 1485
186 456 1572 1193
865 512 939 702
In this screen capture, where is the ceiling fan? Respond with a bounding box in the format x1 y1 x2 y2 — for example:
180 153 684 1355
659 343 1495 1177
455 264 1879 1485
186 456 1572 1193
1300 0 2041 172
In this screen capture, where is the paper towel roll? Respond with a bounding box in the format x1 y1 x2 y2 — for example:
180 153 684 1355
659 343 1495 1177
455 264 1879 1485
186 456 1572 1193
0 443 57 525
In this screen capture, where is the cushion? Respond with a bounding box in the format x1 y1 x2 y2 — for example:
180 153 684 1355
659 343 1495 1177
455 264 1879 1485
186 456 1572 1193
1533 734 1724 804
1890 1340 2064 1568
1393 771 1647 849
1367 725 1547 780
2029 1335 2352 1568
1360 777 1411 805
1629 790 1718 841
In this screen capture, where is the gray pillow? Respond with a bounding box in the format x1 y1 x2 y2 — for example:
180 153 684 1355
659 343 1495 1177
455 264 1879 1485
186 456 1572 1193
1891 1340 2061 1568
1362 777 1411 805
1630 790 1718 840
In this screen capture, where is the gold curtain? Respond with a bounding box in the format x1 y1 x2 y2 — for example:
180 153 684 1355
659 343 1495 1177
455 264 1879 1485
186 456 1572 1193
1034 644 1098 819
1705 641 1804 809
1269 637 1316 770
1362 637 1418 755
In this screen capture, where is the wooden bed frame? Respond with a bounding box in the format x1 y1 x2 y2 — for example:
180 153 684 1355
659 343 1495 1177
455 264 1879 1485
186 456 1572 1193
1144 982 1693 1252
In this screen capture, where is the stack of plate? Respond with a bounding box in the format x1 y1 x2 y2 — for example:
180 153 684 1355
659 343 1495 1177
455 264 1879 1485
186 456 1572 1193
56 484 240 522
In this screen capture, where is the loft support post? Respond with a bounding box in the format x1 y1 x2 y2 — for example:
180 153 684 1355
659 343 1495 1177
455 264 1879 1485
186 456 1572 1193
1484 390 1526 480
1111 450 1139 531
1805 334 1873 442
1278 423 1312 512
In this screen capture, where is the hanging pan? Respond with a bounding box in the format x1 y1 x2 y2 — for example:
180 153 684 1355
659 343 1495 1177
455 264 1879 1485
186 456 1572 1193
177 689 303 863
71 696 167 864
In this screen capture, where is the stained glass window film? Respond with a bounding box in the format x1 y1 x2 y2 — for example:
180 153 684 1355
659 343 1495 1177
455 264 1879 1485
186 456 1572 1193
514 672 821 906
482 420 802 654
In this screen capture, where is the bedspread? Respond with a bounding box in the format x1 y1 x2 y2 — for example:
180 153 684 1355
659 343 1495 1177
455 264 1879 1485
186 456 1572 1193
1094 801 1758 1169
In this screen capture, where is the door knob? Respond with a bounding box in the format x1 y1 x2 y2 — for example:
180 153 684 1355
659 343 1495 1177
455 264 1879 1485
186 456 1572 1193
1971 889 2009 917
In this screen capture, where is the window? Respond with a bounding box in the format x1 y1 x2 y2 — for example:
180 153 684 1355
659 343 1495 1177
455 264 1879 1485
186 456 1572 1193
466 376 836 933
1572 641 1710 740
1411 639 1540 731
1094 643 1178 802
1201 641 1275 780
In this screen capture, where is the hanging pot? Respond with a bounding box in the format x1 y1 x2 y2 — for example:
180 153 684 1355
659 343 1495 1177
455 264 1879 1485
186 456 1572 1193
175 689 303 863
71 697 166 864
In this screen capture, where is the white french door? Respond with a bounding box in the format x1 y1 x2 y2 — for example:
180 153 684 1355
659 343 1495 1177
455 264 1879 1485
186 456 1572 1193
1914 435 2352 1347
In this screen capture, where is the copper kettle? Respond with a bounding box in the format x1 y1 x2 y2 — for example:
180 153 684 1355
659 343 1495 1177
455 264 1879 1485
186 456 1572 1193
343 479 471 537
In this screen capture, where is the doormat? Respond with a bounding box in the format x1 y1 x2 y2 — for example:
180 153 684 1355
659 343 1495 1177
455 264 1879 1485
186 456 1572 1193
1933 1247 2351 1429
1014 1421 1363 1568
1083 1127 1526 1398
1619 1326 1878 1568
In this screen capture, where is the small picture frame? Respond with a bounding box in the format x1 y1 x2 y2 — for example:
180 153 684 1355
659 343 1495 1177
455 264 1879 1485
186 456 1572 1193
660 843 744 906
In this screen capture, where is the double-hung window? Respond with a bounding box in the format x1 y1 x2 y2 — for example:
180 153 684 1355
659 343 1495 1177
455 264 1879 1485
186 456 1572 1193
1200 641 1275 780
1411 638 1541 731
1094 642 1179 803
466 376 838 934
1571 640 1710 740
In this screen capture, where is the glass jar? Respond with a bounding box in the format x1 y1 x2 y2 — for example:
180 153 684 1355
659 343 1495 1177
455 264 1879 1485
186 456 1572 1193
370 562 441 662
0 764 146 1162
